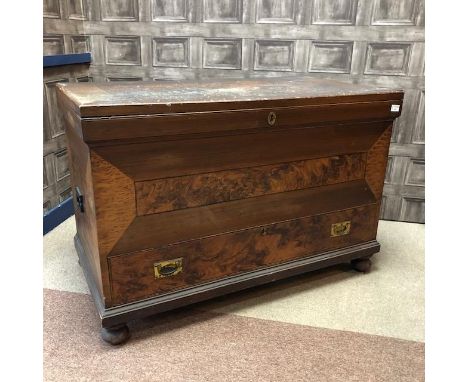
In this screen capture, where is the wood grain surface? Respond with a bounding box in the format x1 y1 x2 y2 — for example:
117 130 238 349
136 153 366 215
56 76 403 117
66 124 106 300
365 125 393 199
80 101 401 142
90 151 136 259
95 122 387 181
109 204 379 305
111 180 376 255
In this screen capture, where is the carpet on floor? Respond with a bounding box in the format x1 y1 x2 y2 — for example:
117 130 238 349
44 288 424 382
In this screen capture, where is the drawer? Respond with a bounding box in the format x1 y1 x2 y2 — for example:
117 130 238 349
81 100 402 143
109 204 379 306
135 153 367 215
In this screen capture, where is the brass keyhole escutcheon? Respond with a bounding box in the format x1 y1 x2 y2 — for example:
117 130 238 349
267 111 276 126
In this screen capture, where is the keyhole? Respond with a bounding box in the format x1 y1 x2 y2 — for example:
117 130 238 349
267 112 276 126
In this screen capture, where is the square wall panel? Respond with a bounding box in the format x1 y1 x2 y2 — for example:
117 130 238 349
101 0 138 21
312 0 358 25
44 79 69 138
153 38 189 67
71 35 91 53
67 0 88 20
54 149 69 182
308 41 353 73
254 40 295 71
43 35 65 55
400 197 424 222
256 0 297 24
105 36 141 65
203 39 242 69
59 188 72 203
404 159 425 187
152 0 188 21
372 0 417 25
44 0 61 18
203 0 242 23
364 43 412 76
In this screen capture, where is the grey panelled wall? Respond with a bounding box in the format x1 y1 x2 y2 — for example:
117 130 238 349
43 0 425 223
43 64 91 213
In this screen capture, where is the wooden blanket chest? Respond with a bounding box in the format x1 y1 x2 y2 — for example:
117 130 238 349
57 77 403 345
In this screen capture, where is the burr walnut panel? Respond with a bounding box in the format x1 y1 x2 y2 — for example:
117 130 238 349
109 203 379 305
111 179 376 256
135 153 367 215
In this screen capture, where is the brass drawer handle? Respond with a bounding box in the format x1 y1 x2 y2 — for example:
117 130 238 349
154 258 183 279
267 111 276 126
331 221 351 237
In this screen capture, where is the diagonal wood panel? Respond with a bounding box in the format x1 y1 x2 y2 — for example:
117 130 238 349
365 125 393 199
90 151 136 257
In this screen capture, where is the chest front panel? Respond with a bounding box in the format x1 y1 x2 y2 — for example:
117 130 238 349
85 120 392 306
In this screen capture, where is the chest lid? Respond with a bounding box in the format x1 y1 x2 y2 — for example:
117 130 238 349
57 76 403 143
57 76 403 118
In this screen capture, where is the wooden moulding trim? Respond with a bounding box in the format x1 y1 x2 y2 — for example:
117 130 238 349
80 99 403 143
99 240 380 327
75 234 106 312
77 93 404 118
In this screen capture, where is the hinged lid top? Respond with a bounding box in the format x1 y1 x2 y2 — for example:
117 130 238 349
57 76 403 118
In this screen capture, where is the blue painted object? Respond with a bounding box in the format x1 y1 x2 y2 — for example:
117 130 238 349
43 53 91 68
43 52 92 234
43 197 74 235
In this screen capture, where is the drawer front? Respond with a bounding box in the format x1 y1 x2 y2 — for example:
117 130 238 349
109 204 379 306
135 153 366 215
82 100 402 142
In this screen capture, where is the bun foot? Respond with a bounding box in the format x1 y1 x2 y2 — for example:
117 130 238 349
351 258 372 273
100 324 130 345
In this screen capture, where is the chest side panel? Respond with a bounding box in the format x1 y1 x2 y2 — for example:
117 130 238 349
65 124 107 301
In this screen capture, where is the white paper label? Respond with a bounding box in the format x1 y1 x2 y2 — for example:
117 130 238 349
391 104 400 112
